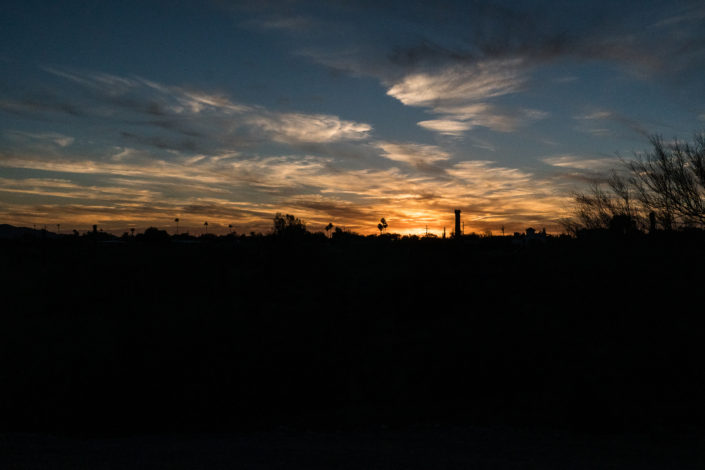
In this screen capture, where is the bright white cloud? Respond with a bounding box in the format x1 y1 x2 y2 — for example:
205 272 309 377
386 60 548 135
387 59 526 107
416 120 473 136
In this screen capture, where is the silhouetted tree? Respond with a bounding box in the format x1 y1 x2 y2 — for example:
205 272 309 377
273 213 307 236
377 217 388 234
137 227 170 243
627 134 705 228
563 174 639 235
174 218 180 234
325 222 334 238
565 132 705 234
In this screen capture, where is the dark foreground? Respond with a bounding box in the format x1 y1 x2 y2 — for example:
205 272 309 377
2 232 705 465
3 426 704 469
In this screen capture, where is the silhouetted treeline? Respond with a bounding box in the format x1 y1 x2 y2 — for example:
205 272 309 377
2 230 705 435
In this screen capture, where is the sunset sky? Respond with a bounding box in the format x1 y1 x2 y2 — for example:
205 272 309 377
1 1 704 235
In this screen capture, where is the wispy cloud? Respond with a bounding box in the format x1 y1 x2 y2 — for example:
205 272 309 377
38 67 372 150
385 60 548 135
377 142 450 165
253 15 314 32
416 119 474 136
260 2 703 139
247 112 371 143
386 59 526 107
542 155 619 172
574 108 650 138
4 130 74 148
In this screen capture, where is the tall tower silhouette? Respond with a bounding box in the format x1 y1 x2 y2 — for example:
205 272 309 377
454 210 461 238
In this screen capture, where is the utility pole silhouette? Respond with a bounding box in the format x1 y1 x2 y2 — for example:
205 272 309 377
454 210 461 238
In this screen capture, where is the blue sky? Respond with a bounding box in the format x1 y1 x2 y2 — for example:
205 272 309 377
1 0 704 234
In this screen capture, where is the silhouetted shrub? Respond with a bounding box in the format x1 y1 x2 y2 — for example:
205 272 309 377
136 227 170 242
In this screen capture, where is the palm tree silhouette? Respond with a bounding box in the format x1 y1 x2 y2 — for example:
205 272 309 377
175 218 180 234
325 222 333 238
377 218 388 234
204 221 208 234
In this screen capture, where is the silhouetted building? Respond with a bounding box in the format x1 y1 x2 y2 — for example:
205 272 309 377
454 210 461 237
513 227 548 246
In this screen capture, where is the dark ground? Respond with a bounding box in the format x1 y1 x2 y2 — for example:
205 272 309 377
1 232 705 466
3 426 704 469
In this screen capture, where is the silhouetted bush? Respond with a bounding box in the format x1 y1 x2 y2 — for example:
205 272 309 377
136 227 170 243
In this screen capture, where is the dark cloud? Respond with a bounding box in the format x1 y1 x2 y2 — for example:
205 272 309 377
0 93 84 118
285 1 705 82
120 131 200 153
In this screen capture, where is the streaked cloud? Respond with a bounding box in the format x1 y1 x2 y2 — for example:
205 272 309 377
417 120 473 136
247 112 371 143
542 155 619 172
386 59 525 107
0 142 570 235
255 15 314 32
39 68 372 149
4 130 74 148
377 142 450 165
385 60 549 135
574 109 649 138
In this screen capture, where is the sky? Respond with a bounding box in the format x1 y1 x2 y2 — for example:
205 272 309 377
1 0 704 235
